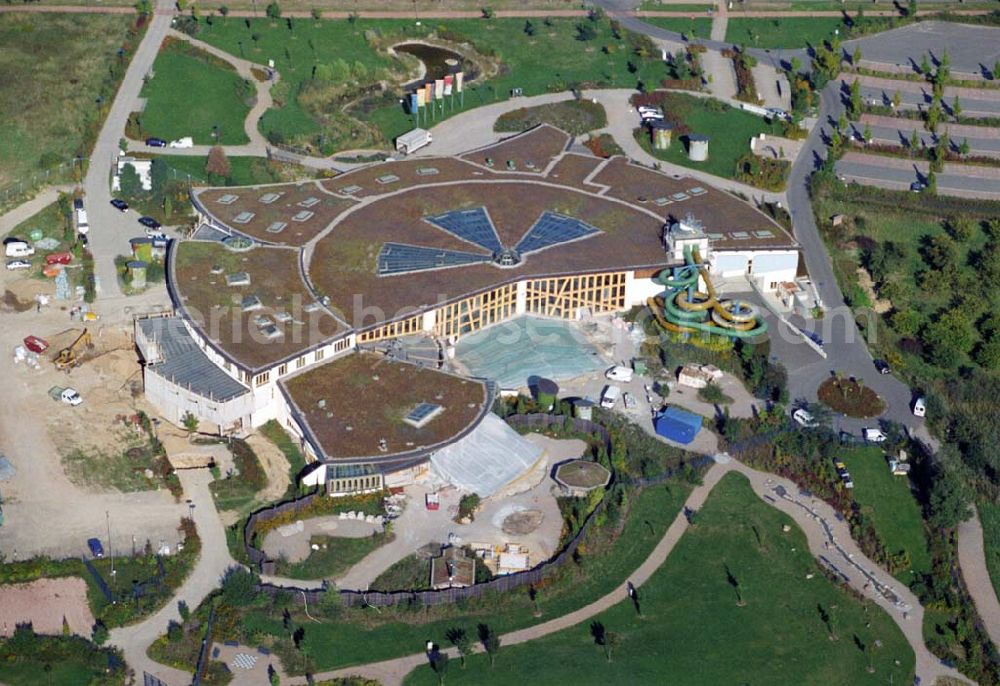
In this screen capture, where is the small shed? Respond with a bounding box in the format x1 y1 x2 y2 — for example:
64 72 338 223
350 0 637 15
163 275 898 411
688 134 710 161
126 260 148 289
654 406 703 445
648 119 674 150
430 546 476 589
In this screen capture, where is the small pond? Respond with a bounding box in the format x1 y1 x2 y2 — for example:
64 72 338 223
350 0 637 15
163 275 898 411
395 42 478 88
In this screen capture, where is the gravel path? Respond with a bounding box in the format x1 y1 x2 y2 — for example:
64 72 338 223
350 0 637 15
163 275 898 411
957 508 1000 651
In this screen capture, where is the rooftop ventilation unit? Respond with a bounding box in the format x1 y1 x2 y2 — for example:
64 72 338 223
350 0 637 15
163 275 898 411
226 271 250 287
339 185 362 195
266 221 287 234
217 194 239 205
376 174 400 185
292 210 314 222
298 197 320 208
232 211 255 224
241 295 263 311
403 402 444 428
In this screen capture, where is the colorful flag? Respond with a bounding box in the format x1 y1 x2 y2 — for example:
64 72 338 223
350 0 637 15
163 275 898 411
409 93 419 113
455 71 464 93
434 78 444 100
443 74 453 96
416 88 426 107
424 83 434 105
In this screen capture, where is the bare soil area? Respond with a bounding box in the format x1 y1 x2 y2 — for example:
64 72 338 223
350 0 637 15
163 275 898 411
0 577 95 637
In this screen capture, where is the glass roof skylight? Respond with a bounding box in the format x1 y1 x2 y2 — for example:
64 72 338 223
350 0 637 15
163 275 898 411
425 207 502 253
514 212 601 255
377 243 491 276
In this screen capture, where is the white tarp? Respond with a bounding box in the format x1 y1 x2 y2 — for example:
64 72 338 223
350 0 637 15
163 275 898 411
429 414 543 497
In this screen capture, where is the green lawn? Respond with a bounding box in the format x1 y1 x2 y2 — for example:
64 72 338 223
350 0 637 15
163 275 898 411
140 38 251 145
370 553 430 591
637 92 784 182
404 472 915 686
274 480 692 670
277 532 393 580
637 16 713 38
980 499 1000 602
0 13 137 191
0 633 125 686
840 447 932 583
195 17 679 153
495 99 607 136
152 155 297 186
725 17 846 50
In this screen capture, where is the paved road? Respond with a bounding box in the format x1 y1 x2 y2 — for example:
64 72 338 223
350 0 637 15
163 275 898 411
846 20 1000 80
858 84 1000 118
836 154 1000 198
957 508 1000 651
108 469 238 685
0 185 73 236
284 458 970 686
857 121 1000 157
82 1 177 300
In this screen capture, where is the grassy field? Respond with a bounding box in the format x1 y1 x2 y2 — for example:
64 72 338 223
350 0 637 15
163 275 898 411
0 13 137 191
209 438 267 512
979 499 1000 602
0 634 125 686
277 532 393 580
404 472 915 685
636 92 784 181
152 155 309 187
840 447 932 583
370 553 430 591
140 38 251 145
195 16 678 152
725 17 846 49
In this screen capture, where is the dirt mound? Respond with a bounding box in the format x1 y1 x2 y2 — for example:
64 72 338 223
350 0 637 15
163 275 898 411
502 509 544 536
1 289 33 312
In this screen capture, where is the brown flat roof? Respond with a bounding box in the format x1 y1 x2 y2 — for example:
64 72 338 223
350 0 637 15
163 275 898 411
170 241 347 371
460 124 570 173
309 180 665 327
281 352 488 461
194 182 355 247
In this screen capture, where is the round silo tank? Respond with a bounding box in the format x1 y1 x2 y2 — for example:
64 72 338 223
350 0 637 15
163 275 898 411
688 134 710 161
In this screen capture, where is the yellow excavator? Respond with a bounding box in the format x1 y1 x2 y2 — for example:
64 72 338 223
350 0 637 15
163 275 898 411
54 329 93 371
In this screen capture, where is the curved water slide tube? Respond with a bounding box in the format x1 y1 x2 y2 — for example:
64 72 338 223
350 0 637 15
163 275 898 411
647 245 768 338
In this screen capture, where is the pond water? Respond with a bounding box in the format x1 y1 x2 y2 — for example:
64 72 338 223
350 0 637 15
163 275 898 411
395 42 477 88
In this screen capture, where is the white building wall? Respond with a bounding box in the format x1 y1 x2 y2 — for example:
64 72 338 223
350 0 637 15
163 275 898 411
624 274 664 307
710 250 798 284
142 368 254 431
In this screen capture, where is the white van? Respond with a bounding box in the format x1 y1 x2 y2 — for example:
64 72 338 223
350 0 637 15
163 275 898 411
912 397 926 418
75 209 89 235
605 365 634 383
601 385 621 409
5 241 34 258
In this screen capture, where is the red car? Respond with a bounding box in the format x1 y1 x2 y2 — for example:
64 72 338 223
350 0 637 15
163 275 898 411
23 335 49 354
45 252 72 266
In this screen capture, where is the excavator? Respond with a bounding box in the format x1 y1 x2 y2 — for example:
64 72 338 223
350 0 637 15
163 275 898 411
54 328 94 371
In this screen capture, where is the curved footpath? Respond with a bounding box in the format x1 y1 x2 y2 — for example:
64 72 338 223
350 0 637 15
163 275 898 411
284 458 971 686
108 469 238 685
957 508 1000 651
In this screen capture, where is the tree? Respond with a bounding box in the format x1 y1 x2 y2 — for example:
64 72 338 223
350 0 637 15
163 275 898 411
976 337 1000 369
848 79 862 120
909 129 920 153
952 95 962 118
206 145 231 178
995 58 1000 81
150 158 170 196
178 600 190 622
926 168 937 194
62 615 70 637
959 138 970 156
478 623 500 667
92 621 109 645
922 234 958 272
163 194 173 219
430 651 449 685
219 5 229 21
922 310 975 367
311 7 321 20
919 54 931 76
135 0 152 16
927 468 971 529
445 628 472 668
891 90 901 109
221 566 257 606
266 1 281 19
925 100 940 133
945 216 976 242
523 19 535 36
852 46 861 66
119 163 143 198
167 619 183 642
576 22 598 41
481 7 494 18
862 123 872 144
181 411 199 433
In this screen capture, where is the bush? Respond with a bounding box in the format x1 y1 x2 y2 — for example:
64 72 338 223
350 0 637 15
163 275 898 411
457 493 481 521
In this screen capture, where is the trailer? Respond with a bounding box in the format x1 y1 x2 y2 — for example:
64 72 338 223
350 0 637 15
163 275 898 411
396 128 432 155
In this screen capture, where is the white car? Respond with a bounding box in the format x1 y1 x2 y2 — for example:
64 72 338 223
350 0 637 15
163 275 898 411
145 228 168 240
912 397 926 418
6 259 31 271
641 112 665 121
862 427 886 443
792 408 817 428
637 106 661 116
60 388 83 406
605 365 634 383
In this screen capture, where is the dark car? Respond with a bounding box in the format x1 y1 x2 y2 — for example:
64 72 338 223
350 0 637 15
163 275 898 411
78 233 89 246
87 537 104 558
805 331 824 347
138 216 161 229
73 197 84 210
110 198 129 212
874 359 891 374
145 137 167 147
